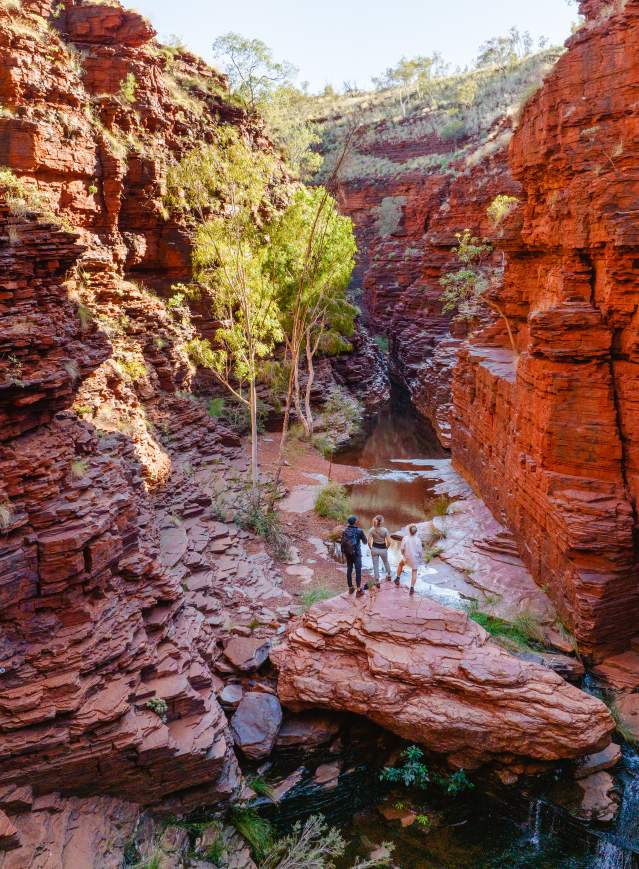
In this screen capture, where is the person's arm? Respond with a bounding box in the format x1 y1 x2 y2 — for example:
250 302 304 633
384 530 391 548
359 529 368 546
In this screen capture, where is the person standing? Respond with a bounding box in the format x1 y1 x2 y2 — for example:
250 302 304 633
341 515 368 597
395 524 423 595
367 514 392 588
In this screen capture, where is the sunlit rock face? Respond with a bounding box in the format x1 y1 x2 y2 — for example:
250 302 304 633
272 588 614 770
452 0 639 659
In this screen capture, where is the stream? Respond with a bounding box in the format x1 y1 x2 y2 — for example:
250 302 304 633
318 392 639 868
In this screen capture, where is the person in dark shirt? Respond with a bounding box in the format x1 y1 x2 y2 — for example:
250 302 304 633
340 515 368 596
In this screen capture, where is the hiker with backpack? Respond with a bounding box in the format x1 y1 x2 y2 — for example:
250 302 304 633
341 515 368 597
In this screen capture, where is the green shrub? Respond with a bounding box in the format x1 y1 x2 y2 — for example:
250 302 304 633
185 337 215 369
374 334 389 354
487 194 519 227
300 586 335 610
466 602 545 650
314 482 351 522
230 808 274 862
380 745 429 789
207 397 225 417
70 458 89 478
247 775 275 800
119 72 137 104
381 745 473 797
145 697 168 722
234 487 290 560
440 118 467 141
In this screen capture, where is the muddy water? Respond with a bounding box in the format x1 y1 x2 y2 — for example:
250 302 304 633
335 392 447 530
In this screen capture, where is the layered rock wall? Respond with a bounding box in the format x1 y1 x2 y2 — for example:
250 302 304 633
452 0 639 658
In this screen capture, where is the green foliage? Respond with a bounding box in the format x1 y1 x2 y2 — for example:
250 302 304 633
230 808 274 862
487 194 519 227
425 494 453 518
264 85 323 179
0 166 70 230
415 814 431 829
476 26 534 71
185 337 215 370
440 117 468 142
381 746 474 798
115 353 148 384
204 830 226 865
234 486 290 559
210 34 320 178
373 335 389 354
265 186 357 348
466 602 546 650
207 397 225 418
145 697 168 722
300 586 335 611
70 458 89 478
247 775 275 800
439 229 493 320
443 769 474 795
212 33 295 109
607 698 638 746
119 72 137 104
381 745 430 790
312 385 363 456
314 482 351 522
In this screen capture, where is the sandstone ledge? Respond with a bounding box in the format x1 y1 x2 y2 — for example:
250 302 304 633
272 588 614 770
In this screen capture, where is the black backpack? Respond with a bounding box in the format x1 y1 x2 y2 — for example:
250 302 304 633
340 526 356 559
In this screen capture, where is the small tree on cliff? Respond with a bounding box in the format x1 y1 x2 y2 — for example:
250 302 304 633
265 186 357 442
166 130 283 490
439 228 517 354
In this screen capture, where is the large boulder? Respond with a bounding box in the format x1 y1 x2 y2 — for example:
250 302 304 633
271 588 614 770
230 693 283 759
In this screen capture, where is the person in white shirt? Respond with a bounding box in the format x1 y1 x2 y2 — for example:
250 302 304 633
395 524 423 595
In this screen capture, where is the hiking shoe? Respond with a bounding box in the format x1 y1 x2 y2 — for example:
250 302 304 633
356 589 365 597
385 575 392 581
409 587 415 595
394 578 400 586
348 587 355 594
376 583 381 589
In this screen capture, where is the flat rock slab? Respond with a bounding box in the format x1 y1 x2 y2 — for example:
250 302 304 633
272 586 614 770
592 651 639 691
219 684 244 708
615 694 639 741
231 693 282 759
574 743 622 780
276 712 341 749
223 637 271 672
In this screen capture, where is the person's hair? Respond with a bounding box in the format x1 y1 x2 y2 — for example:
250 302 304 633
409 524 417 535
347 515 357 525
373 515 383 527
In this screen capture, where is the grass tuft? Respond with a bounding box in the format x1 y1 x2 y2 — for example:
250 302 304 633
314 482 351 522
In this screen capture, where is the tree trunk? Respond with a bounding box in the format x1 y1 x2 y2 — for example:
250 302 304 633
294 361 310 438
303 332 315 437
249 378 259 493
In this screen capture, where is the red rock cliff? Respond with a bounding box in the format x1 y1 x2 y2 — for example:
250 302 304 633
452 0 639 659
0 1 297 860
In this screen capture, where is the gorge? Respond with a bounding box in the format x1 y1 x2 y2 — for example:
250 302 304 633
1 0 639 866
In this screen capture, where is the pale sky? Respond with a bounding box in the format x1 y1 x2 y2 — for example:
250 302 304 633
131 0 577 93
